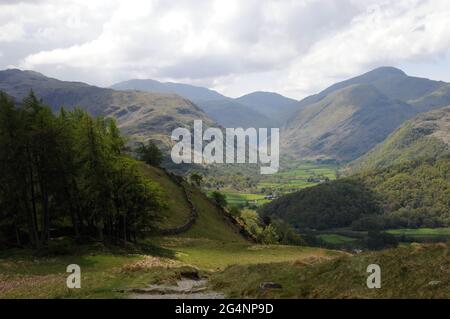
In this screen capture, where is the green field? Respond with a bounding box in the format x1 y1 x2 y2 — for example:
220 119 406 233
386 227 450 237
217 163 338 208
222 192 269 207
318 234 358 245
256 163 337 193
165 239 341 270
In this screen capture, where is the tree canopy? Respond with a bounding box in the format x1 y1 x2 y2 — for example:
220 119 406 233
0 91 166 248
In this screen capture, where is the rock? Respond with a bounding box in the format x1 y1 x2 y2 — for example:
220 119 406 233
260 282 282 290
428 281 441 286
180 270 200 280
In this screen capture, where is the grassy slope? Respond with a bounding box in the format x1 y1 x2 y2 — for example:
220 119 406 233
140 164 246 242
348 106 450 173
140 164 191 229
210 243 449 298
166 240 342 271
181 186 247 242
0 246 195 299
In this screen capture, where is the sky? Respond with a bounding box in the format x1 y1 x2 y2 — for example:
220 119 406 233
1 0 450 99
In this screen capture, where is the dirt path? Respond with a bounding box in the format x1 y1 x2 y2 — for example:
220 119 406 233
126 277 225 299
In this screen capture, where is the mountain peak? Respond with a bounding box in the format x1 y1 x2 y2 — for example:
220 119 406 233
238 91 286 99
365 66 407 78
2 68 46 77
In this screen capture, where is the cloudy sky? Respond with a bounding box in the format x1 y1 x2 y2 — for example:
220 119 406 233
1 0 450 99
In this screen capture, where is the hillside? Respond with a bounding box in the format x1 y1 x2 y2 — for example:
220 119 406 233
235 91 300 123
111 78 225 101
296 67 446 109
196 99 273 128
282 84 417 161
140 165 248 243
211 243 449 298
282 67 450 162
349 106 450 173
258 179 381 230
409 83 450 111
0 69 216 147
259 157 450 230
112 78 298 128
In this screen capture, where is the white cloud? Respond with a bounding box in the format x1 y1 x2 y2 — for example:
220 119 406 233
0 0 449 98
285 0 450 97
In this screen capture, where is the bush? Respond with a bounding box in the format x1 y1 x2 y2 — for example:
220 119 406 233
136 141 163 166
367 231 398 250
210 191 227 208
229 206 242 218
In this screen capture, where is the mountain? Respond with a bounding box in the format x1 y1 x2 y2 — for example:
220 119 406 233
282 67 450 162
111 79 299 128
348 105 450 173
235 91 300 123
282 84 417 161
408 83 450 111
0 69 216 147
111 78 225 101
296 67 446 108
196 99 273 128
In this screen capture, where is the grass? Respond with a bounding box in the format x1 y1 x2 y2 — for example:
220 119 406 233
0 245 190 299
213 163 338 209
210 243 450 299
222 192 269 206
180 188 247 243
256 163 337 194
161 239 343 271
0 239 342 298
2 238 448 298
140 164 191 229
386 227 450 237
2 163 447 299
318 234 358 245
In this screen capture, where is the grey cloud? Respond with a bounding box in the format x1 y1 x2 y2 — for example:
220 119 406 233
1 0 449 98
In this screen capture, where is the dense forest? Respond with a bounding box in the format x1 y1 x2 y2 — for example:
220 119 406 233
0 92 166 249
258 179 381 230
259 157 450 231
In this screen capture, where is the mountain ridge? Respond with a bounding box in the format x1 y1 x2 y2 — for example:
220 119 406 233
0 69 217 148
111 78 299 128
348 105 450 173
282 67 450 162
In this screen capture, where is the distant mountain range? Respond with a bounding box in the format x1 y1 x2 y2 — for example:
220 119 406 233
0 69 215 148
111 79 299 128
282 67 450 162
1 67 449 166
